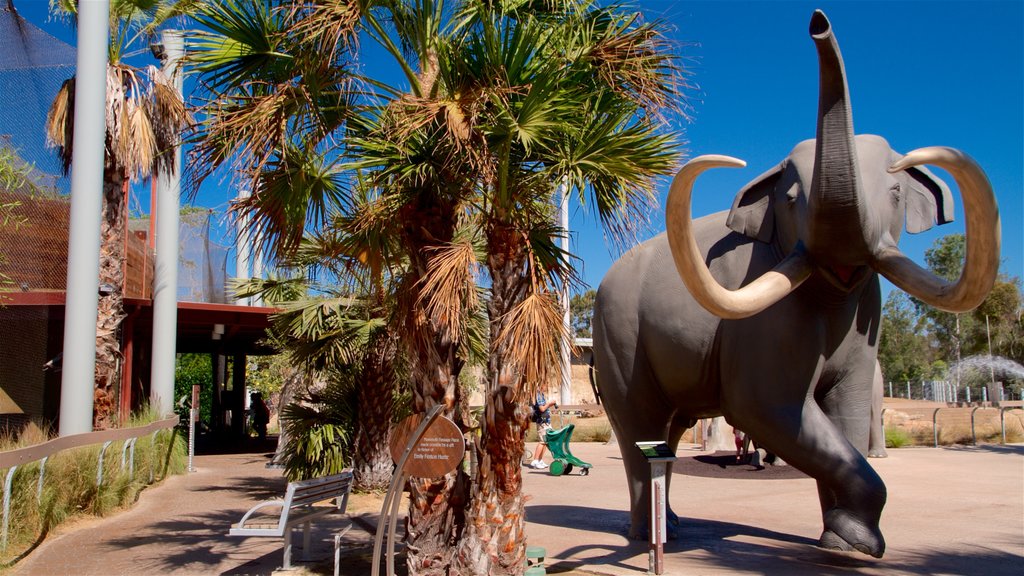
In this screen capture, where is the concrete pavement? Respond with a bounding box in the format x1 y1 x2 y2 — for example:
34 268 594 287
11 441 1023 575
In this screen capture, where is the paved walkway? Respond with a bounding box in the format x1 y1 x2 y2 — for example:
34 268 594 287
11 442 1024 575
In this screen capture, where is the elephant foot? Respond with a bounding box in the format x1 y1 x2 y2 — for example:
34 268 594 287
867 448 888 458
820 509 884 558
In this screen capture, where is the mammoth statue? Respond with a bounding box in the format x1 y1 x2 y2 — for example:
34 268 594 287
592 10 999 559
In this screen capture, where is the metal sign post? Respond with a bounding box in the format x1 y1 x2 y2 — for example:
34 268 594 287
371 406 465 576
635 441 677 575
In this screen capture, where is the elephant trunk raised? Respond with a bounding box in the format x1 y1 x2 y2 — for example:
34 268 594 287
666 11 1000 318
807 10 873 272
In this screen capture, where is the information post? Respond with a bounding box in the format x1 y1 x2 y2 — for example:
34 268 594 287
635 441 677 575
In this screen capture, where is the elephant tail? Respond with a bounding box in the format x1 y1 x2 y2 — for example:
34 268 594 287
589 352 602 406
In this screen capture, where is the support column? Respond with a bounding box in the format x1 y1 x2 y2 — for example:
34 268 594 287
59 0 110 436
149 29 184 417
557 180 572 406
232 354 247 438
119 309 136 423
235 188 252 306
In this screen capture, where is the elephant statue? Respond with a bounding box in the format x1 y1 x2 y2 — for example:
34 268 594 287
592 10 999 559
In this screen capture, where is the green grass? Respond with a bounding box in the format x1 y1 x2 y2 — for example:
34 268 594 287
884 427 912 448
0 413 187 567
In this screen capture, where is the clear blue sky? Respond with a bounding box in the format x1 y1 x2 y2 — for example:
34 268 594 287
15 1 1024 296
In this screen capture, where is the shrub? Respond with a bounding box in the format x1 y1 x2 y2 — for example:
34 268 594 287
885 427 911 448
0 414 186 566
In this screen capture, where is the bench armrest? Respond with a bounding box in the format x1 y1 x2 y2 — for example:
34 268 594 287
234 499 286 531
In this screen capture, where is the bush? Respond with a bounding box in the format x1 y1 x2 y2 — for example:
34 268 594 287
174 354 213 426
0 413 186 566
885 427 911 448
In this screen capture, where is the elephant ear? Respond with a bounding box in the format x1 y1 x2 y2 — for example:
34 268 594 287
726 161 784 243
903 164 955 233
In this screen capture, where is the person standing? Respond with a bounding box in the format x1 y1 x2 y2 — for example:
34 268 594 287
733 426 745 462
250 391 270 441
528 389 558 469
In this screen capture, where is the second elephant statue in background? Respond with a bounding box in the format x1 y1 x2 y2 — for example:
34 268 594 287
593 11 999 559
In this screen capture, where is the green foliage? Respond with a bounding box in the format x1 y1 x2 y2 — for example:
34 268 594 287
0 145 51 195
880 234 1023 386
878 291 932 381
0 144 41 304
278 373 357 482
884 427 911 449
174 354 213 425
570 290 596 338
246 354 289 400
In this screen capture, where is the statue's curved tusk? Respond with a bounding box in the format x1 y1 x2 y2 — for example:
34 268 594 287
876 147 1000 312
666 155 812 320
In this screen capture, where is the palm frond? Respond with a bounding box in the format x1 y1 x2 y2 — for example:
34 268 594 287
284 0 362 57
234 144 349 259
188 0 292 91
494 289 566 402
416 234 481 345
44 78 75 174
231 275 307 304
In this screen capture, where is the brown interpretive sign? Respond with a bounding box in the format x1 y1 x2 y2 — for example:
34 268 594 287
389 413 465 478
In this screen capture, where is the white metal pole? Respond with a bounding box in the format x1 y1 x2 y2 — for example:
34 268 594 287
235 188 251 306
251 223 264 307
557 180 572 406
58 0 110 436
150 29 184 417
986 315 996 387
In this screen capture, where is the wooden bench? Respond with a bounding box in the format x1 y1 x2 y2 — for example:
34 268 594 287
229 469 354 569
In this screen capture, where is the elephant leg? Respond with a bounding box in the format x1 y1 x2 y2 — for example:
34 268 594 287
735 398 886 558
868 361 888 458
663 416 694 532
609 396 675 540
593 331 676 540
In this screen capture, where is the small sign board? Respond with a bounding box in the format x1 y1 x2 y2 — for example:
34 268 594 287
389 413 465 478
634 441 676 461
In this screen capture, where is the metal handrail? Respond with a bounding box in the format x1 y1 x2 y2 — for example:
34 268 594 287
0 415 179 550
0 416 178 470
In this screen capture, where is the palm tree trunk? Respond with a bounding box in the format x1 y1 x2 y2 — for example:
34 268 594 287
455 236 531 576
403 326 470 575
353 335 398 490
271 366 304 466
93 168 128 429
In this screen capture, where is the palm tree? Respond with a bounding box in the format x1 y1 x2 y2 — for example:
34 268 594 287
45 0 191 429
425 3 683 573
239 202 412 490
188 1 684 573
348 1 684 572
187 0 423 491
